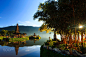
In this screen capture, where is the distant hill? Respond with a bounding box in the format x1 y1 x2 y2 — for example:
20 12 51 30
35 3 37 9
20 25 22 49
0 26 39 31
0 26 53 38
0 26 41 34
0 26 61 39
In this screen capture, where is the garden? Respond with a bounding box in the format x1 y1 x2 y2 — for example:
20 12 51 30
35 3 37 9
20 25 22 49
41 38 86 57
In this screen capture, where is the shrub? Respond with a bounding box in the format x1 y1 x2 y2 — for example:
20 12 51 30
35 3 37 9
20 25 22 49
40 45 78 57
49 41 53 46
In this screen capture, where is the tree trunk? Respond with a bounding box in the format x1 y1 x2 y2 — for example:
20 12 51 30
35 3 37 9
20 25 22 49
74 30 76 43
60 34 62 41
64 35 67 44
72 0 76 43
78 32 79 44
70 34 72 45
81 31 83 47
81 32 83 43
69 48 72 55
54 31 57 41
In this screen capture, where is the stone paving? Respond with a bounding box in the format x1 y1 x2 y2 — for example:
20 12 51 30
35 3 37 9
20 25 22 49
43 45 86 57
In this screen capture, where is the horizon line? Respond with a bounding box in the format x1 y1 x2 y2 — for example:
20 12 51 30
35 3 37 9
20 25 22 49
0 25 41 28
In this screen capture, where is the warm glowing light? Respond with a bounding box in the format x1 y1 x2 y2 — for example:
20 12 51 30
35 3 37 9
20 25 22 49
79 25 83 28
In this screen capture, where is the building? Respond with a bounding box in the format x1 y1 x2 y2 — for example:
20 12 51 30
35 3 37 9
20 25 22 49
11 23 26 38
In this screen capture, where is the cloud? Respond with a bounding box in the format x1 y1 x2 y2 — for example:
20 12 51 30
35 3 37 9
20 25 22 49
34 19 43 23
0 17 1 18
32 24 41 27
26 50 30 51
18 21 30 25
44 0 47 1
18 20 43 27
25 21 30 23
39 21 43 24
18 21 21 22
34 19 38 21
18 46 40 56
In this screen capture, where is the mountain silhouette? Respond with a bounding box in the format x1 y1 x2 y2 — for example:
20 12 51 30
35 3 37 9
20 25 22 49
0 26 38 31
0 26 52 37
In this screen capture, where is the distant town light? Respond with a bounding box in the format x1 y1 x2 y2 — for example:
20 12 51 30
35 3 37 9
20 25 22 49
79 25 83 28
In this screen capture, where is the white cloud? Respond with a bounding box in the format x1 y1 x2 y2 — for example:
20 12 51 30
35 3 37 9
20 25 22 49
25 21 30 23
34 19 38 21
39 21 43 24
18 21 21 22
26 50 30 51
18 20 43 27
32 24 41 27
35 19 43 23
18 21 30 25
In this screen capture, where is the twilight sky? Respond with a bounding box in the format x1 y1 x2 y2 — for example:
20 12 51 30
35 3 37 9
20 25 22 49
0 0 57 28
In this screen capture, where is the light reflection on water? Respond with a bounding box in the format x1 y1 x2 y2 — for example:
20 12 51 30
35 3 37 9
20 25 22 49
0 27 62 57
0 45 40 57
0 31 61 57
0 37 49 57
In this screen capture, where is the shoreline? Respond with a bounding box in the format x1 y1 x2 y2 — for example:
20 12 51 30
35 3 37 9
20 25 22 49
42 44 86 57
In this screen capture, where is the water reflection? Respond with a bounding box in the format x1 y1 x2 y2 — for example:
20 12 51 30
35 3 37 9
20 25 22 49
0 41 26 55
0 38 42 56
12 41 26 55
29 38 41 43
0 45 40 57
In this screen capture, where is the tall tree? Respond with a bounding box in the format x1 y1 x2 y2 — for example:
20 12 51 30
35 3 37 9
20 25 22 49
33 0 86 41
34 1 60 40
1 30 8 36
7 30 15 37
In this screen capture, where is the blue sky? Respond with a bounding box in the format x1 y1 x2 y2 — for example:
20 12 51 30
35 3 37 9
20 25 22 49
0 0 49 28
0 0 57 28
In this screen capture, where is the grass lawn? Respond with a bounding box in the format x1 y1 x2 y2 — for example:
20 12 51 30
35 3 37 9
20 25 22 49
0 36 7 40
9 38 29 42
0 36 29 41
